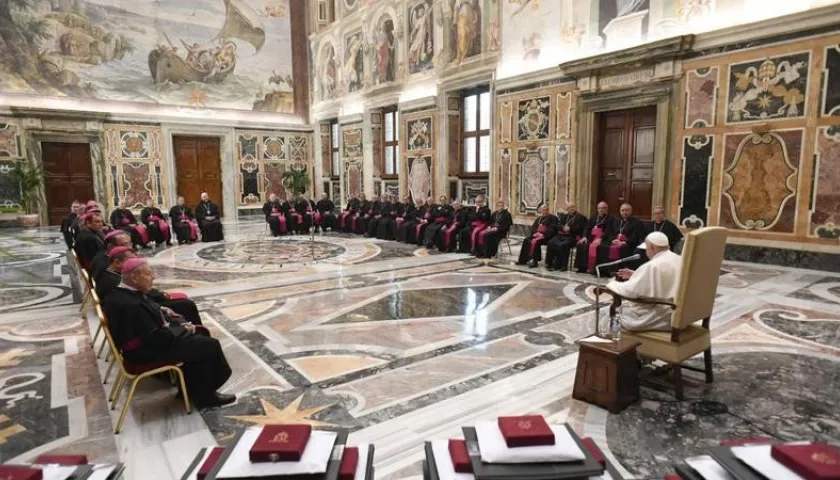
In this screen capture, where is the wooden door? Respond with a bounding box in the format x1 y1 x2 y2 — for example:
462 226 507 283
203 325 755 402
41 142 94 226
173 136 223 214
594 107 656 218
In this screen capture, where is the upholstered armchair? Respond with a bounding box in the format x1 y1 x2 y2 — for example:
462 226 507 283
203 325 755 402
600 226 728 399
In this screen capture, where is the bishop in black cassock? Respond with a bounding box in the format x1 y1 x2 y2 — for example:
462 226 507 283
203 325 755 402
459 196 491 254
195 193 224 242
169 197 199 244
437 201 469 252
475 202 513 258
517 205 559 267
423 197 453 248
316 193 337 231
140 204 172 246
545 204 588 271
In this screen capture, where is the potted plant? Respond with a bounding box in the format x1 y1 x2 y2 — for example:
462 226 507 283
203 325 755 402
8 163 43 229
282 168 310 195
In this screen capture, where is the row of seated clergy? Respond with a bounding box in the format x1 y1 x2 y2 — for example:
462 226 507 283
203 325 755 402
110 203 172 247
262 193 337 236
101 257 235 408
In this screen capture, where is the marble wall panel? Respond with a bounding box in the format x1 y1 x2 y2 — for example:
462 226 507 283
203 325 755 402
103 124 166 210
822 45 840 117
447 112 460 177
720 130 801 233
554 144 570 210
371 111 383 178
235 130 312 206
685 67 719 128
811 126 840 239
463 180 488 204
499 100 513 143
341 124 364 200
679 134 714 229
408 155 432 202
555 92 572 140
401 110 436 199
0 120 23 207
517 96 551 141
499 147 512 208
264 162 287 199
346 160 363 198
517 146 549 214
407 117 433 150
725 52 810 124
320 122 332 178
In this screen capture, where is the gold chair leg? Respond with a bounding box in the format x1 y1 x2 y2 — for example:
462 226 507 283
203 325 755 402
115 378 141 434
103 357 114 384
175 369 192 414
110 374 126 405
97 339 108 359
92 324 102 348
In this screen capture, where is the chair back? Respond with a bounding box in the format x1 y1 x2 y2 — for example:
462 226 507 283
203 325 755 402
95 305 125 370
671 227 728 329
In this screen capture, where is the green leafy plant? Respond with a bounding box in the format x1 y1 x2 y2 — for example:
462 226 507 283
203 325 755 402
282 168 310 195
7 163 43 215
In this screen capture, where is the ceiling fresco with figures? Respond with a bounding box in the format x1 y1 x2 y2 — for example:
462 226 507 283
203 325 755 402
311 0 840 102
0 0 307 115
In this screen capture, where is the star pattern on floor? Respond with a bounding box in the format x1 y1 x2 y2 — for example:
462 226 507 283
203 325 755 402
225 395 337 428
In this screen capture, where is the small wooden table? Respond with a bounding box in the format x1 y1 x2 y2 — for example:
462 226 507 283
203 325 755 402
572 337 640 414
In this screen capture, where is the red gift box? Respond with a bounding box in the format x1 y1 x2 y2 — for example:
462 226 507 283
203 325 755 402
448 439 473 473
33 454 88 465
719 437 773 447
497 415 555 448
0 465 43 480
339 446 359 480
581 437 606 467
249 424 312 462
197 447 225 480
771 443 840 480
664 475 681 480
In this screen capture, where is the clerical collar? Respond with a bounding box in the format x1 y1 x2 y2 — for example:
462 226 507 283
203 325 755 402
117 282 137 292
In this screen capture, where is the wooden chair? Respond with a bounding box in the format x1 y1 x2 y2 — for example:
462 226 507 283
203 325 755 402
95 305 191 434
598 227 728 399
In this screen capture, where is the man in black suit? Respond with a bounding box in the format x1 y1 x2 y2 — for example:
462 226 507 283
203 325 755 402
545 202 588 271
102 258 234 408
74 213 105 271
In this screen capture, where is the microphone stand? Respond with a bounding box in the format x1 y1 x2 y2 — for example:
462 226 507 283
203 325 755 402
592 252 641 338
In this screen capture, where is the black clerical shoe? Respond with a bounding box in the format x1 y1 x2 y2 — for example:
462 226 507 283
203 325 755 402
527 260 537 268
194 392 236 408
547 266 556 271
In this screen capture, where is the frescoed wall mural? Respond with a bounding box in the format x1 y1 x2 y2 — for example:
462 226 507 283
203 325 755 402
0 0 305 114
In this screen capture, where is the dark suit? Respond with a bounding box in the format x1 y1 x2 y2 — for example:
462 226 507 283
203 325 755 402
102 287 230 401
545 212 588 270
74 229 104 271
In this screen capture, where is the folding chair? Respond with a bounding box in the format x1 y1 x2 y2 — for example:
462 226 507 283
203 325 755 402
96 305 191 434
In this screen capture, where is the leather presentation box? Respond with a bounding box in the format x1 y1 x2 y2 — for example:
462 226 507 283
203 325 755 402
249 424 312 462
496 416 555 448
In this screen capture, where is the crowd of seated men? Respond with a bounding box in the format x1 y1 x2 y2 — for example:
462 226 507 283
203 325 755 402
263 192 517 258
516 201 683 275
62 197 235 408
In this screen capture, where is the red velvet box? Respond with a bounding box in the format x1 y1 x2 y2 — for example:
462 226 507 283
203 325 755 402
497 415 555 448
33 454 88 465
664 475 681 480
0 466 43 480
771 443 840 480
448 439 473 473
249 424 312 462
197 447 225 480
719 437 773 447
581 437 606 467
339 446 359 480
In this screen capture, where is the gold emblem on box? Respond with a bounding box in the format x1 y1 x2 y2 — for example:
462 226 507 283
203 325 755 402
518 420 532 430
270 431 290 443
811 452 838 465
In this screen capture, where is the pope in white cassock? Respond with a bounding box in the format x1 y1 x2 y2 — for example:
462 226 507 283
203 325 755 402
605 231 683 331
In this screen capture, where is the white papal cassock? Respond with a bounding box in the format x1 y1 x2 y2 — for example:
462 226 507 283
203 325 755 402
605 250 683 331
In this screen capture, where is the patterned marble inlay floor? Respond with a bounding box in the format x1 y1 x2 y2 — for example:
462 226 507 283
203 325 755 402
0 224 838 479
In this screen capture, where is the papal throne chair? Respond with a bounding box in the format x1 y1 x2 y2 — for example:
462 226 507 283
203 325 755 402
602 226 728 399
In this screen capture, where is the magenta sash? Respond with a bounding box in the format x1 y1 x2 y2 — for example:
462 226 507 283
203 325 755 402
289 208 302 225
395 217 404 228
314 212 322 225
434 216 448 223
469 221 488 252
586 226 604 272
121 217 130 225
148 215 171 242
180 215 199 241
443 222 460 247
352 213 360 230
477 227 494 247
339 212 349 228
529 226 550 254
415 221 425 239
608 233 626 261
134 224 150 244
270 210 287 233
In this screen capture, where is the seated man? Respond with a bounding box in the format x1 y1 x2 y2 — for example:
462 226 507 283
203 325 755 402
169 196 199 244
365 194 389 238
648 205 683 251
459 195 491 254
316 193 337 232
396 198 424 243
545 202 587 271
358 194 380 236
262 193 287 237
475 200 513 258
74 213 105 271
517 204 558 268
110 201 148 249
338 194 360 232
437 200 469 252
195 192 224 242
60 201 80 249
102 258 234 408
90 230 132 281
423 196 452 248
575 201 616 274
600 232 682 331
140 202 172 247
375 195 398 240
410 196 435 244
295 194 314 234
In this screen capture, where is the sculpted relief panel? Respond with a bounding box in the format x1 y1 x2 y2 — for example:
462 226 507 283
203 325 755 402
726 53 810 124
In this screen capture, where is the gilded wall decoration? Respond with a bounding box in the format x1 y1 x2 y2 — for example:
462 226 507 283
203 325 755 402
517 147 548 214
726 53 810 123
0 123 22 158
263 136 287 161
822 45 840 117
408 0 435 74
555 93 572 140
342 128 363 157
679 134 714 229
517 97 551 141
685 67 719 128
720 131 801 232
239 134 258 160
811 126 840 239
408 155 432 202
554 144 569 210
407 117 433 150
499 101 513 143
103 125 166 211
499 148 511 207
344 30 365 93
289 137 308 162
346 161 363 199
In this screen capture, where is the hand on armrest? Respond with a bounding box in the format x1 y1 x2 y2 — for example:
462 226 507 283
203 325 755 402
594 286 676 309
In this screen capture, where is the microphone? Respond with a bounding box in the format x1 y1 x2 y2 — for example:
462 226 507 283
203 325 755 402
592 253 640 337
596 254 641 270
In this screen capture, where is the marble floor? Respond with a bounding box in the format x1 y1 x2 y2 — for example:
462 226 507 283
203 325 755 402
0 220 838 479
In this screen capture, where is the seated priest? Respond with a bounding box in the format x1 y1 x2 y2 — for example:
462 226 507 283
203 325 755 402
459 195 492 254
475 200 513 258
437 200 469 252
409 196 435 244
423 196 453 248
575 201 616 274
316 193 337 232
375 195 399 240
96 249 203 326
600 203 646 276
169 196 199 244
74 213 105 271
60 201 81 249
517 204 559 268
358 194 380 235
365 194 389 238
338 194 360 232
102 258 234 408
195 192 224 242
395 198 424 243
545 202 588 271
649 205 683 251
262 193 287 237
110 201 148 249
295 194 314 233
600 231 682 331
393 195 414 237
90 230 132 281
140 202 172 247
